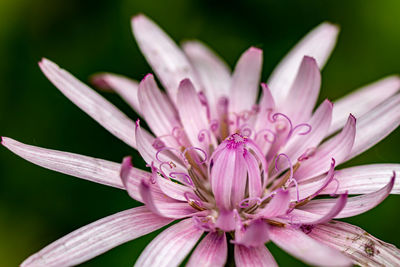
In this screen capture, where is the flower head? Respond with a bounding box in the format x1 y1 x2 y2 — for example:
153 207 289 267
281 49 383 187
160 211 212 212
3 14 400 267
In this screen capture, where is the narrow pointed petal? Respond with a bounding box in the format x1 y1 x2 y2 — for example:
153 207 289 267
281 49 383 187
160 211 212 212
21 206 172 267
269 227 351 267
282 99 333 163
2 137 125 189
329 76 400 135
235 245 278 267
177 79 216 150
230 47 263 114
119 156 165 203
254 83 275 133
39 58 137 148
268 22 339 104
293 193 347 225
301 175 395 219
234 219 270 248
296 114 356 180
135 219 203 267
347 93 400 160
132 15 202 102
309 221 400 267
279 56 321 124
138 74 181 142
244 150 262 199
182 41 231 118
91 73 141 116
139 177 198 219
257 189 290 218
320 164 400 195
187 232 227 267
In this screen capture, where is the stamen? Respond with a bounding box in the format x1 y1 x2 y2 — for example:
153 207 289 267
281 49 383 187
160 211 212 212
329 178 340 197
182 146 208 165
239 197 262 208
152 138 166 150
292 123 312 136
270 113 292 133
172 126 185 146
275 153 294 181
155 146 183 163
184 192 205 210
255 129 276 143
286 178 300 202
170 172 195 187
239 124 253 137
198 129 212 144
210 119 219 132
148 162 158 184
298 147 316 161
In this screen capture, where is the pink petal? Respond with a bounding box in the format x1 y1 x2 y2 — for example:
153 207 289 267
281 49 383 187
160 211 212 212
296 114 356 180
135 218 203 267
182 40 231 119
234 219 270 248
244 149 262 199
136 175 201 219
291 193 347 225
254 83 275 133
268 22 339 105
256 189 290 218
309 220 400 266
21 206 172 267
320 164 400 195
187 232 227 267
269 227 351 266
39 58 137 148
138 74 181 144
118 156 165 203
234 245 278 267
177 79 216 151
329 75 400 135
229 47 263 114
300 175 395 219
348 93 400 160
132 15 202 103
2 137 125 189
279 56 321 124
91 72 141 116
282 99 333 164
211 148 246 210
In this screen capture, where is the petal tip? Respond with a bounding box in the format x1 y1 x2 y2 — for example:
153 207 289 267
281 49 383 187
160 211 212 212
249 46 263 53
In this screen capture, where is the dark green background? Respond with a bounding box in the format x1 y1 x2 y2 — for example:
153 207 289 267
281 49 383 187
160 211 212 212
0 0 399 266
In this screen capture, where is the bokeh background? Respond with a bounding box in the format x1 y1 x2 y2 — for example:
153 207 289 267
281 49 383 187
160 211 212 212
0 0 399 266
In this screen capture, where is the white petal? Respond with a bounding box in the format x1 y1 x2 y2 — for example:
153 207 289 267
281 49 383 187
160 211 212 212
348 93 400 160
39 58 137 148
182 40 231 118
21 206 172 267
2 137 124 189
329 75 400 135
229 47 263 114
135 218 203 267
132 15 202 103
268 22 339 105
91 72 142 116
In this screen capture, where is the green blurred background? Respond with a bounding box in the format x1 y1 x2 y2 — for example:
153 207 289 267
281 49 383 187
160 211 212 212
0 0 399 266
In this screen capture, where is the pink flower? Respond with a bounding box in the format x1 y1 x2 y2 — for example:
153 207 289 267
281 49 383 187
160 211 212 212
3 14 400 266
